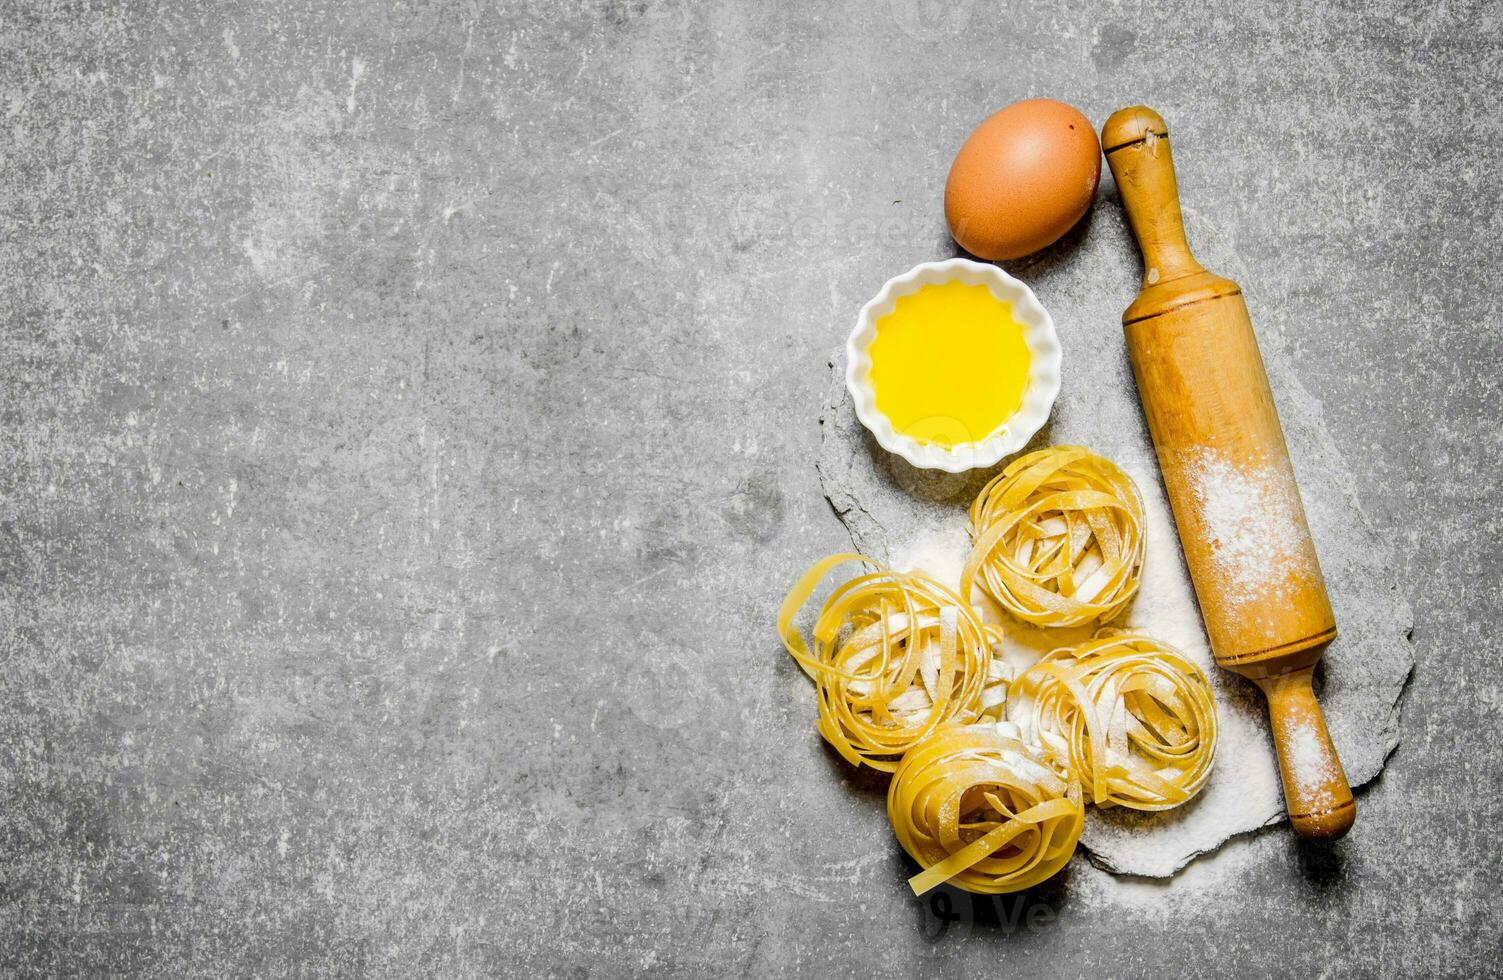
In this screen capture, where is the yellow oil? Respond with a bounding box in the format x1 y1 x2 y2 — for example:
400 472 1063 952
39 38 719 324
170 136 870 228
866 280 1032 446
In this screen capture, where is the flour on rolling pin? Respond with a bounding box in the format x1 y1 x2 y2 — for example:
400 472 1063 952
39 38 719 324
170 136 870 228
1182 448 1315 613
1285 721 1339 800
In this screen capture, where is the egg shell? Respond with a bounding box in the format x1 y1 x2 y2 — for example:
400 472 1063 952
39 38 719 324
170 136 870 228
945 99 1102 261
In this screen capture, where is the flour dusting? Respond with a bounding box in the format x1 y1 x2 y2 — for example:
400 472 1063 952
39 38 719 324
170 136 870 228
1285 721 1338 804
889 521 971 592
1181 448 1313 608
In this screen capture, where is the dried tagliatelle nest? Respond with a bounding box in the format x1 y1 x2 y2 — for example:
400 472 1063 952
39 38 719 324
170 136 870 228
888 722 1084 895
778 554 1007 771
962 445 1145 628
1008 631 1218 810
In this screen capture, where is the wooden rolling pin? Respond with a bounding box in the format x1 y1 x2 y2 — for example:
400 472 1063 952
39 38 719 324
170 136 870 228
1102 106 1355 840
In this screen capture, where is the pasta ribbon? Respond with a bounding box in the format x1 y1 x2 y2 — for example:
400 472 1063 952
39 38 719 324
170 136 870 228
1008 632 1218 810
778 554 1004 772
888 723 1083 895
962 445 1145 627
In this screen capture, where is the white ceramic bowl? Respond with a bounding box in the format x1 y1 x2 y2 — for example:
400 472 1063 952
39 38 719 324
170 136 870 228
845 258 1061 473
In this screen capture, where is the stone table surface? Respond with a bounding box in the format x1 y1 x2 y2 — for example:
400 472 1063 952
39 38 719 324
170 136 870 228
2 1 1498 977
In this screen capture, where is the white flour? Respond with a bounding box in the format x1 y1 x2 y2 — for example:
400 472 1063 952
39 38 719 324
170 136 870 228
889 522 972 592
1285 720 1338 805
1181 447 1313 611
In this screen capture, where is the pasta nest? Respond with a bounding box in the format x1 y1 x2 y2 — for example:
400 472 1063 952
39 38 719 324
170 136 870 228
888 723 1084 896
1008 631 1219 810
778 554 1006 772
962 445 1145 627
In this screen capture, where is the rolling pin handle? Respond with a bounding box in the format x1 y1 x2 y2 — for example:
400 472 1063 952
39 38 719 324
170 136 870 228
1102 106 1204 288
1254 665 1356 841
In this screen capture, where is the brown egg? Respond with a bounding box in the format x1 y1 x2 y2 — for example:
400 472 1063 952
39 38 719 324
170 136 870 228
945 99 1101 260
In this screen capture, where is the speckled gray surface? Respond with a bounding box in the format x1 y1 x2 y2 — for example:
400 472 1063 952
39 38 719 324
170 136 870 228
1 1 1498 977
